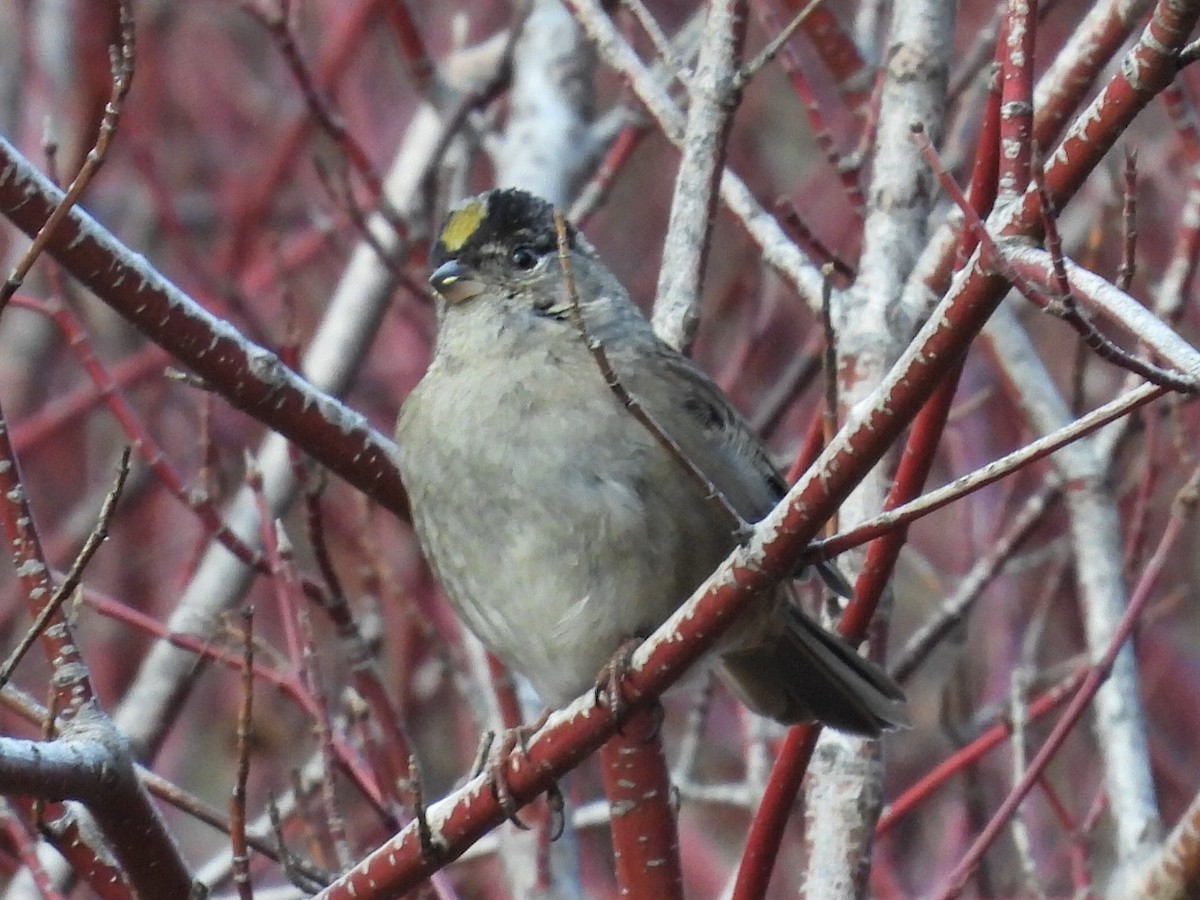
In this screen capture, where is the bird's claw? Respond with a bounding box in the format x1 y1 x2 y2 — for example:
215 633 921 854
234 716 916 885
593 636 644 719
473 709 554 830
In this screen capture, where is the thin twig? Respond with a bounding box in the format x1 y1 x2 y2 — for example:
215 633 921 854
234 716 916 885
0 800 64 900
819 265 838 537
774 199 856 286
806 383 1164 561
913 123 1197 393
891 482 1061 684
1117 149 1138 291
736 0 825 88
1031 154 1073 301
267 796 331 893
417 22 523 224
652 0 748 351
311 157 425 298
622 0 687 84
296 596 355 870
230 606 256 900
243 0 387 204
0 0 135 313
820 264 838 450
552 211 749 532
933 463 1200 898
1008 671 1045 899
409 754 439 862
760 6 867 210
0 447 132 691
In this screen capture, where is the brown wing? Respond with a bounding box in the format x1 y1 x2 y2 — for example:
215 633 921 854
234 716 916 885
615 345 784 525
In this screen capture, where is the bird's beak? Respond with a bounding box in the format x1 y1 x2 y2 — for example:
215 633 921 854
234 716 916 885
429 260 485 305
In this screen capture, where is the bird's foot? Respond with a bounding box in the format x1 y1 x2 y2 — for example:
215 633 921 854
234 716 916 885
472 708 553 829
593 636 645 719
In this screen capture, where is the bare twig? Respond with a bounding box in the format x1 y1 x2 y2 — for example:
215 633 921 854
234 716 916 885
652 0 748 351
736 0 824 87
230 607 256 900
1117 149 1139 291
243 0 388 204
912 125 1200 393
0 0 135 312
565 0 828 306
890 482 1060 683
554 211 749 532
807 383 1163 561
0 447 131 691
933 464 1200 898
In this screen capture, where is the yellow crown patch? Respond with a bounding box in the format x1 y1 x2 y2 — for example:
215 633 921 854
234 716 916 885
440 199 486 253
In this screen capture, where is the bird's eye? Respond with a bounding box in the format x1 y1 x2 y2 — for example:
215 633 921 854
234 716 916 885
510 246 540 271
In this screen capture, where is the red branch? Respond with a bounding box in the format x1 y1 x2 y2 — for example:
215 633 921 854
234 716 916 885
0 140 408 519
600 707 683 900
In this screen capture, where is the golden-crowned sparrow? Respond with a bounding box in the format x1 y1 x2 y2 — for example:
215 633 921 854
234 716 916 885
396 188 907 735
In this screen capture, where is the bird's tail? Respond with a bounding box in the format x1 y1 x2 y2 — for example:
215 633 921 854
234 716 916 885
719 602 909 736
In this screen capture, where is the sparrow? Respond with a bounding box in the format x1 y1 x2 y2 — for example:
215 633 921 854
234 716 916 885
396 188 907 734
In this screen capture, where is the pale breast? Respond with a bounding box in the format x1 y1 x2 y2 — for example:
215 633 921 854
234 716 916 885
397 329 737 704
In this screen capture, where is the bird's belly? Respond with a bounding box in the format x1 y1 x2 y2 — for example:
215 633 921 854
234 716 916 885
437 475 697 701
405 398 730 705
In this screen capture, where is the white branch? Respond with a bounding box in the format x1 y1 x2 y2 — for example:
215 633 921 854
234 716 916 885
984 302 1163 865
652 0 744 351
566 0 826 307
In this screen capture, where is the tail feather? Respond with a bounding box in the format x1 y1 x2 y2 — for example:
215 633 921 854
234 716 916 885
720 604 908 736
